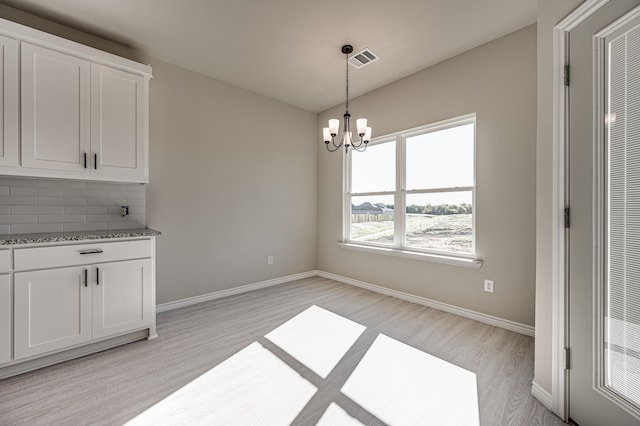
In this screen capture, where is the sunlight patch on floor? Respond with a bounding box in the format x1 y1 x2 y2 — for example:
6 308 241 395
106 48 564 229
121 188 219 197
341 334 479 426
125 342 316 426
316 402 364 426
265 305 366 378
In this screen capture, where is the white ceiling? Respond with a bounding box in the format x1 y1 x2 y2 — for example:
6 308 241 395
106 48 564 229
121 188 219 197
1 0 537 112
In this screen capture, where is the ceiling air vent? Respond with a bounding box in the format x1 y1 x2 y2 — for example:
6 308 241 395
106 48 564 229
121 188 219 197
348 48 379 69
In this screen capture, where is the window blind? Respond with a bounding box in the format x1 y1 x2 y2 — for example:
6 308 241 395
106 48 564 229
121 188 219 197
606 21 640 408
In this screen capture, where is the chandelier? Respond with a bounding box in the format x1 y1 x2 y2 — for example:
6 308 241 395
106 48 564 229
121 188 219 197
323 45 372 153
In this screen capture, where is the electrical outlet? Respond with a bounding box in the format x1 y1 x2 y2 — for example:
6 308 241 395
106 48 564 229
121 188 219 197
484 279 494 293
267 256 273 265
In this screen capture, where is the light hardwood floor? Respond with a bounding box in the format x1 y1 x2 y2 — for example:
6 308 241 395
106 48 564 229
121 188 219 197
0 276 564 425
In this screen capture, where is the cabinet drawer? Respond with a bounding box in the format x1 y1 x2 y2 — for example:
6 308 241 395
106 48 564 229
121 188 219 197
14 239 151 271
0 250 10 273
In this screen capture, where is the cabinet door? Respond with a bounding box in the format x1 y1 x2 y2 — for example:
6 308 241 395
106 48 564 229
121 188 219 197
92 259 152 340
0 35 18 167
14 266 92 360
21 42 91 172
0 274 11 365
91 64 147 181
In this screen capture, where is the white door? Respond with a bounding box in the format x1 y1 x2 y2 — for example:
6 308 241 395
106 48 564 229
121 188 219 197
14 266 92 359
91 63 147 181
569 1 640 424
0 274 11 365
92 259 152 340
0 35 18 167
21 42 91 172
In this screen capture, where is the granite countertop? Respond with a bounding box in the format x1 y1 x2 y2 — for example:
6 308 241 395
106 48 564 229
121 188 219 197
0 227 161 245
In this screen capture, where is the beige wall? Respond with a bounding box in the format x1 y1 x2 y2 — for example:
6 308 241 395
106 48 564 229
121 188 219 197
145 59 317 304
317 25 537 326
533 0 583 396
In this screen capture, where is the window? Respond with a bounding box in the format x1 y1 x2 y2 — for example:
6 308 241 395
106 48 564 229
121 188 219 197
345 114 476 259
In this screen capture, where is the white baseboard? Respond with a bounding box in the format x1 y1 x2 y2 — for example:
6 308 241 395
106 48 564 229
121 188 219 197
531 381 554 411
157 269 534 337
317 271 535 336
156 271 318 313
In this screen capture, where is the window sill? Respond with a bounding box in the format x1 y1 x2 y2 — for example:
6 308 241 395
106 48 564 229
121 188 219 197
337 242 483 269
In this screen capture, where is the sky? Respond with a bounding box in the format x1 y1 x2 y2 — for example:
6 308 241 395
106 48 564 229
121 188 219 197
350 123 474 206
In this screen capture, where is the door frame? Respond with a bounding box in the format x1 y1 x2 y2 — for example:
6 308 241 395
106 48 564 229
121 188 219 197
550 0 610 421
550 0 640 421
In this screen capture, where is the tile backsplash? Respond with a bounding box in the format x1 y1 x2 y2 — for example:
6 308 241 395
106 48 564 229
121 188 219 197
0 177 146 234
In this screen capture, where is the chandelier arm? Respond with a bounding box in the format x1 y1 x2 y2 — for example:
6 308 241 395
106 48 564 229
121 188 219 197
351 143 367 153
331 136 342 149
325 141 342 152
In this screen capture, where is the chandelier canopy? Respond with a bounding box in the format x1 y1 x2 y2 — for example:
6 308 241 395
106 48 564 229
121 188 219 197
323 45 372 153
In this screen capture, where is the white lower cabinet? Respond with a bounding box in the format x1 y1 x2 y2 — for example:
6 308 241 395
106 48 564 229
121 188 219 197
6 238 156 368
93 259 152 340
0 274 11 365
14 266 92 359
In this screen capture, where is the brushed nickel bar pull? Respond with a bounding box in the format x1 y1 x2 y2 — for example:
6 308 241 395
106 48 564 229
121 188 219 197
94 153 97 170
96 267 100 285
84 268 88 287
79 249 104 255
83 152 87 169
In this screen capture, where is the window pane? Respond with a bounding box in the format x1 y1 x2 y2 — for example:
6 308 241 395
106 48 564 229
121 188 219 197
406 123 474 190
405 192 472 254
350 195 394 246
351 141 395 193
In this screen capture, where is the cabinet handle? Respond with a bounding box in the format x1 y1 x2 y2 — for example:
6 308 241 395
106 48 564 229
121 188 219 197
79 249 103 255
96 267 100 285
94 153 97 170
84 268 88 287
83 152 87 169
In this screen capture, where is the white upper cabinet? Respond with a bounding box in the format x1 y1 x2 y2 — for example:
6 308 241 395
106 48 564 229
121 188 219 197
21 42 91 173
0 18 151 183
91 64 147 180
0 35 19 167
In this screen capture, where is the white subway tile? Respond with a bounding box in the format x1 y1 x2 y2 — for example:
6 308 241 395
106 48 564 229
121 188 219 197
0 215 37 224
107 221 144 230
0 187 9 196
63 188 108 198
10 223 63 234
11 206 64 215
125 198 145 207
86 214 126 223
0 178 36 187
64 206 107 214
126 184 146 192
0 196 37 205
11 186 64 197
63 223 108 232
86 198 126 206
38 214 86 224
0 225 10 234
85 182 126 191
37 197 85 206
37 179 86 189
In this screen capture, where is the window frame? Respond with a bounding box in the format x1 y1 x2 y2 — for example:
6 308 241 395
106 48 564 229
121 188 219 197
342 113 479 266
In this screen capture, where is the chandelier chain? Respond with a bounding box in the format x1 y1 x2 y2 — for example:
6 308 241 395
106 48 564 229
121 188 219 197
345 49 349 114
